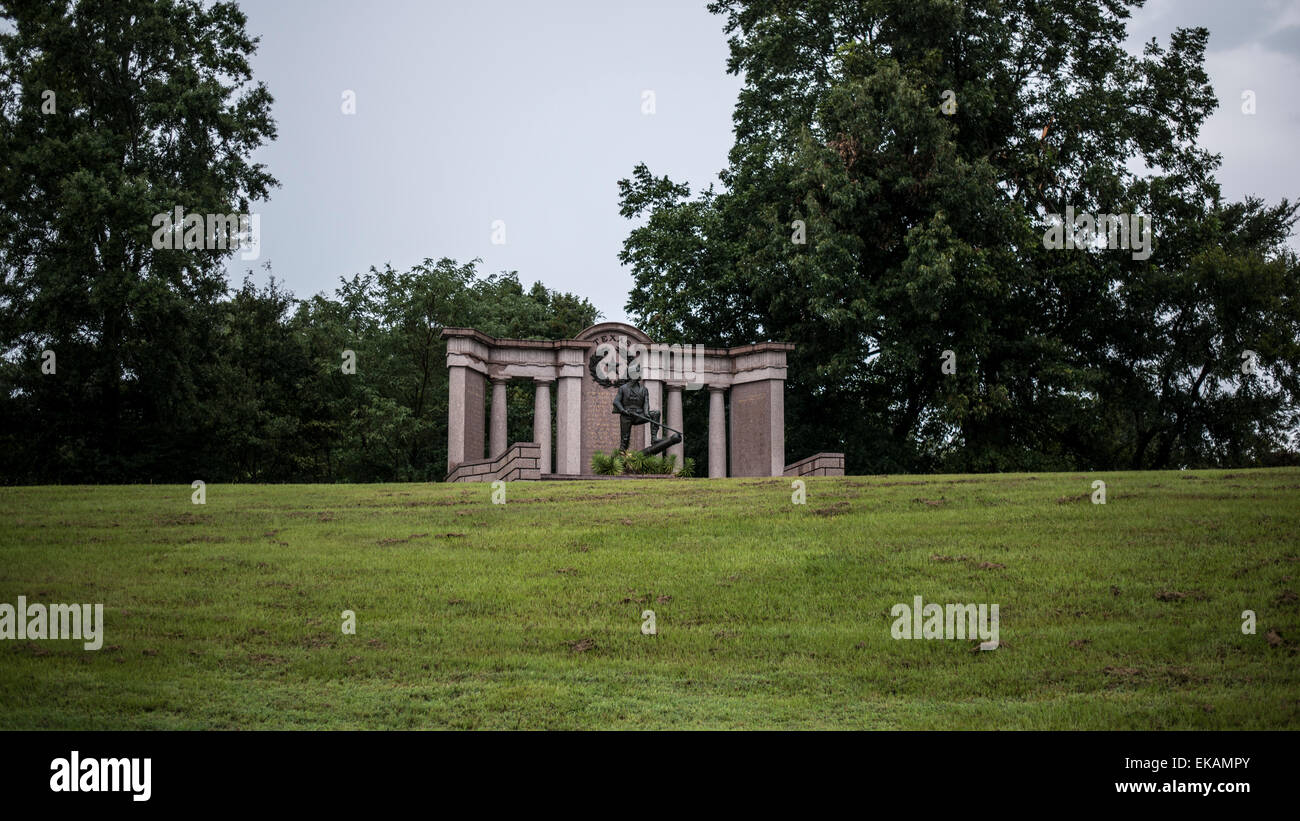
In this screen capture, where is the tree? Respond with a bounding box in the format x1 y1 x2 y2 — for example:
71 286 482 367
619 0 1298 471
0 0 276 481
207 258 601 485
1101 197 1300 468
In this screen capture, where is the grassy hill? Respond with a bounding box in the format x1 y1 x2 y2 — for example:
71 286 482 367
1 468 1297 729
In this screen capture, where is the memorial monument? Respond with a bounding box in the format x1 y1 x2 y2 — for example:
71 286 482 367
441 321 842 481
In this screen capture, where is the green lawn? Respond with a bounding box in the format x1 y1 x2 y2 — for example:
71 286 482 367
1 469 1297 729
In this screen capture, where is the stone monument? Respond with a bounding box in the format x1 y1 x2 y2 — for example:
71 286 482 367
441 321 840 481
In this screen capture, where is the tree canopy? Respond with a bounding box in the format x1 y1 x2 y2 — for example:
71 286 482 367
0 1 599 483
619 0 1300 472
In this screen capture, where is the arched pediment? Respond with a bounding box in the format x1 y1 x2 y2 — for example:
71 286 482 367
575 322 652 345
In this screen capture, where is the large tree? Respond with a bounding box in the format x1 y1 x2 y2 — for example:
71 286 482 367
0 0 276 481
619 0 1299 472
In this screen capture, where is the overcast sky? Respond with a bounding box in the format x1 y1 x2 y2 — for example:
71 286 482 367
230 0 1300 324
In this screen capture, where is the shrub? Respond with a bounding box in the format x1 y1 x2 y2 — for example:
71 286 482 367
591 451 623 475
590 450 678 475
622 450 648 474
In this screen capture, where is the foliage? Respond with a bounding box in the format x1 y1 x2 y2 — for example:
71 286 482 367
0 0 278 482
677 456 696 478
618 0 1300 472
590 450 624 475
591 449 678 475
1 253 598 482
0 2 600 484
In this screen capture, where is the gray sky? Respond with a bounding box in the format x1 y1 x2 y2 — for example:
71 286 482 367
231 0 1300 324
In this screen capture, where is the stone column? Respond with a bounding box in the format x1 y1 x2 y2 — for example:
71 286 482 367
447 365 486 472
533 379 553 474
666 384 684 468
555 375 582 475
708 385 727 478
490 378 508 459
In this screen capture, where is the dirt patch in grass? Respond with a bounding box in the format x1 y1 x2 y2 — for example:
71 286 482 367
1161 666 1210 685
812 502 850 517
1056 493 1090 504
158 534 228 544
1232 555 1300 577
931 554 1006 571
1155 589 1208 602
376 532 430 546
153 513 208 526
9 642 51 657
568 638 595 653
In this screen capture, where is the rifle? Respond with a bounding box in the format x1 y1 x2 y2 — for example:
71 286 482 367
623 410 683 457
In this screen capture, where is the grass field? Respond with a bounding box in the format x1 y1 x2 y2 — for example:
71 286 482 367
1 468 1298 729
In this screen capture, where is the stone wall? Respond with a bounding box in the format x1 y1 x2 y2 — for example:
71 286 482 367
580 363 622 473
783 452 846 477
446 442 541 483
729 379 784 477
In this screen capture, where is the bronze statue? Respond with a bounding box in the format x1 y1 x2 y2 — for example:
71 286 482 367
612 360 660 450
612 359 682 455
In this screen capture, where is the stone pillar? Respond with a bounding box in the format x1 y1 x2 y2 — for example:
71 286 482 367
490 378 508 459
666 385 684 468
556 375 582 475
533 379 553 474
728 379 785 477
708 386 727 478
447 365 486 472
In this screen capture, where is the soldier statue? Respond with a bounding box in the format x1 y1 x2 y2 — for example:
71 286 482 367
612 360 661 451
